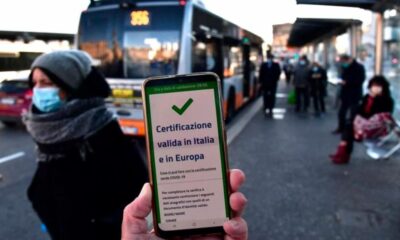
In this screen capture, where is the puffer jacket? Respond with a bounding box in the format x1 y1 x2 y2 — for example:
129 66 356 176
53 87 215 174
293 64 310 88
27 120 148 240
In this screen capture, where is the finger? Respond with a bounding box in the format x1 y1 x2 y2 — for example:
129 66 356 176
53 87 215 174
129 183 152 218
122 183 152 237
229 192 247 217
229 169 245 192
223 217 248 240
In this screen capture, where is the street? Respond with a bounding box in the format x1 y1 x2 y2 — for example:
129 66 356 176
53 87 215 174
1 82 399 240
0 123 45 239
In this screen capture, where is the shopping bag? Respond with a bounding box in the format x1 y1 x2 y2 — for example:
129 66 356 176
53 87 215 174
353 113 394 140
287 89 296 105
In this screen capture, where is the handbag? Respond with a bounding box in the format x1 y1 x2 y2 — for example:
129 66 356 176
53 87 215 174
287 89 296 105
353 113 394 140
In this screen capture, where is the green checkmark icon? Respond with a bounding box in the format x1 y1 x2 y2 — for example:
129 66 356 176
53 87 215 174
172 98 194 115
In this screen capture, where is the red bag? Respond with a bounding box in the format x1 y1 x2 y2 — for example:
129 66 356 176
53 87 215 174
353 113 394 140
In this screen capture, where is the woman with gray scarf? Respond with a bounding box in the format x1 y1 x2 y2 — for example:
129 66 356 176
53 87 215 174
24 50 148 240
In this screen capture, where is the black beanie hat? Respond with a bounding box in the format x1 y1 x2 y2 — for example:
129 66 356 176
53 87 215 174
29 50 110 99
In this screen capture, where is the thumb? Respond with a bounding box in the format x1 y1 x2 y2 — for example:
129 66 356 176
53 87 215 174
122 183 153 238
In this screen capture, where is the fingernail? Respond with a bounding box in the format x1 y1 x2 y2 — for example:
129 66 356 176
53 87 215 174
138 183 148 198
229 219 240 230
242 194 248 203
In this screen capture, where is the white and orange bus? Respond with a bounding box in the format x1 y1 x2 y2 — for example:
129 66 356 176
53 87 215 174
77 0 263 137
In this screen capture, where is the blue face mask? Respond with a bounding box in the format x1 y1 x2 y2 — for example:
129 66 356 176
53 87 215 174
342 62 350 68
33 87 64 113
299 60 306 66
312 66 319 72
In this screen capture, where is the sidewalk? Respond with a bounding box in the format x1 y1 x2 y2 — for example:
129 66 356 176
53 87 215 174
228 81 400 240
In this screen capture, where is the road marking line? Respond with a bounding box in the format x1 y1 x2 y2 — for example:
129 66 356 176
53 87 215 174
227 98 262 145
276 93 287 98
273 114 285 120
0 152 25 164
273 108 286 114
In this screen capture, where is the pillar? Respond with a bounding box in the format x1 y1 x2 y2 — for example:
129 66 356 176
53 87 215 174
375 12 384 75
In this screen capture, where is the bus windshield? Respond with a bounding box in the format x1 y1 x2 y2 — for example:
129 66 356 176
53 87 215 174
124 30 180 78
78 5 183 79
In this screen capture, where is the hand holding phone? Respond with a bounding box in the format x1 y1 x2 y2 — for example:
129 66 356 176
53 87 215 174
122 169 248 240
142 73 232 237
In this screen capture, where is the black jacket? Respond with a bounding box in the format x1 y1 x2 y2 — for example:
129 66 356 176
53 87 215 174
340 60 365 102
259 61 281 89
358 94 394 119
28 120 148 240
308 66 327 94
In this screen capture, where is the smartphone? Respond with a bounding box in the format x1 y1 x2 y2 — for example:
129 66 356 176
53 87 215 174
142 73 230 238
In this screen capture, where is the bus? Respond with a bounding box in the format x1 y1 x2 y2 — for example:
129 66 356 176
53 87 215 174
77 0 264 137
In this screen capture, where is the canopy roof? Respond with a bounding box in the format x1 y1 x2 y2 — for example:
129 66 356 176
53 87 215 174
287 18 362 47
0 31 74 43
296 0 400 13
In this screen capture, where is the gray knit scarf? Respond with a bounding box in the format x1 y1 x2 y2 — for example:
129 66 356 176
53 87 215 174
23 98 114 144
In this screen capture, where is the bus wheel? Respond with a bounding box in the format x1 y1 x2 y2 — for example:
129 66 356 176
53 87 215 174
226 90 235 123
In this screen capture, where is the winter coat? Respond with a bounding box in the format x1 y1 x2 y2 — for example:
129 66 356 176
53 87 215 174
259 61 281 89
27 120 148 240
358 94 394 119
340 60 366 102
308 66 327 95
293 64 310 88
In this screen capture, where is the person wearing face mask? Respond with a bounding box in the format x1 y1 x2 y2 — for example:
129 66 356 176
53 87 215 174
308 62 327 117
332 54 366 134
293 55 310 113
23 50 148 240
330 76 394 164
259 53 282 117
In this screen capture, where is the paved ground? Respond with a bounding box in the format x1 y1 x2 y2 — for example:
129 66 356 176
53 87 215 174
229 82 400 240
0 124 46 239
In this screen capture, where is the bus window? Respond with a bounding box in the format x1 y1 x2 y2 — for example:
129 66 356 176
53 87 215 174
224 45 243 77
124 31 180 78
250 47 262 73
79 10 124 78
192 41 218 73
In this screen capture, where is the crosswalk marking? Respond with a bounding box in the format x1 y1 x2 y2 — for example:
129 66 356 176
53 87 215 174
276 93 287 98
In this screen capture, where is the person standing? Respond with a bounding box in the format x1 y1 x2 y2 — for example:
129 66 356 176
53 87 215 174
332 54 366 134
293 55 310 113
283 58 293 85
24 50 148 240
308 62 327 117
259 54 281 117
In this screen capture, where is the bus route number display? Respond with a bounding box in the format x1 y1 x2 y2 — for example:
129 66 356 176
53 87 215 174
131 10 150 26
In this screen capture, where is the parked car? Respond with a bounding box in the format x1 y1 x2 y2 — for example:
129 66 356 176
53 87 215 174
0 77 31 127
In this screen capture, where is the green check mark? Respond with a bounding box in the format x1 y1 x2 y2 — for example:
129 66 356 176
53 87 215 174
172 98 194 115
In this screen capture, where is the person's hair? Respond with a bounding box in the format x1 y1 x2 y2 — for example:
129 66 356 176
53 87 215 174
368 75 391 98
339 54 351 61
300 55 308 62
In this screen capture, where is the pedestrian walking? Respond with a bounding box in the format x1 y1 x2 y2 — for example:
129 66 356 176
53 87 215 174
293 55 310 113
330 76 394 164
259 53 281 117
23 50 148 240
283 58 293 85
308 62 327 117
332 54 366 134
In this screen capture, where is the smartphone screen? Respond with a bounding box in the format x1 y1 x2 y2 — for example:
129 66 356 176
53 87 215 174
143 73 230 236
